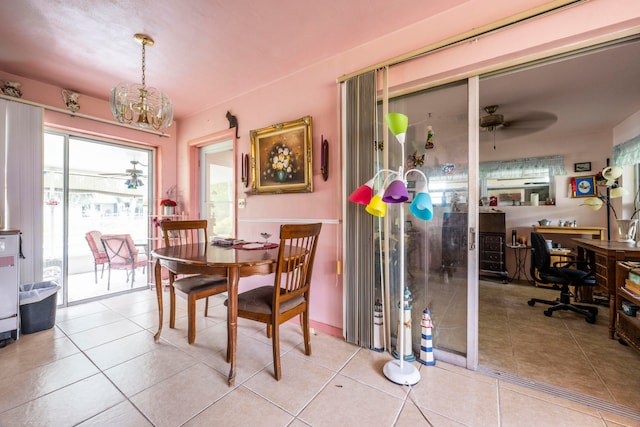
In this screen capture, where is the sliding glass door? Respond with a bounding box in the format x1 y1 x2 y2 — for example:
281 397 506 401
43 131 153 305
381 81 473 362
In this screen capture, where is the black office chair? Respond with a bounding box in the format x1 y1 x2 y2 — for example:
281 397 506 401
527 232 598 323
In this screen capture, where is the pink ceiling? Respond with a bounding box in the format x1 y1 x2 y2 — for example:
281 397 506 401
0 0 469 121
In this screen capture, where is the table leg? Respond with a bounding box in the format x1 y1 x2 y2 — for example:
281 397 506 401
510 248 519 281
227 267 239 386
153 259 163 342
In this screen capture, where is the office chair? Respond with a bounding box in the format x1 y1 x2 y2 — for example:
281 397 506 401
527 232 598 323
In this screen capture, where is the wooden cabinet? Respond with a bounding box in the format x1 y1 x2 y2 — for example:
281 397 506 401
479 212 508 282
574 238 640 339
441 212 467 279
615 261 640 353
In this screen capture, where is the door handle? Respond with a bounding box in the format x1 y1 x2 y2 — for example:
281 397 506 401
469 227 476 250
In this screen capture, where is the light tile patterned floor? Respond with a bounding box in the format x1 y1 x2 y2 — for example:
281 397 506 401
0 288 639 426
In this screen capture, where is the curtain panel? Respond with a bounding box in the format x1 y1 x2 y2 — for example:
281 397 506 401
343 71 377 347
613 134 640 166
0 99 44 284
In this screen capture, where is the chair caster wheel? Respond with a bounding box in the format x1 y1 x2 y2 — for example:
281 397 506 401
527 300 535 306
586 315 596 324
543 310 552 317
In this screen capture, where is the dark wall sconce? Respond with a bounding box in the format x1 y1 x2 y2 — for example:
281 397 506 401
241 153 249 188
321 135 329 181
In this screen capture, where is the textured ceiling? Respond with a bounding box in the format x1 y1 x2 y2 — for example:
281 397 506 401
1 1 639 154
0 0 467 120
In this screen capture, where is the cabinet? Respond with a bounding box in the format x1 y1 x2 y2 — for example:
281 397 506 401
615 261 640 353
479 212 508 282
441 212 467 279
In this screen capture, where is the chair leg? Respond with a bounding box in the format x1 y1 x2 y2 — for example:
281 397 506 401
169 284 177 329
94 264 98 284
100 264 105 279
187 294 197 344
131 268 135 287
204 297 209 317
271 322 281 380
301 311 311 356
107 268 111 291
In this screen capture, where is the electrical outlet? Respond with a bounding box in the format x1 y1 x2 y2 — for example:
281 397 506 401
238 198 246 209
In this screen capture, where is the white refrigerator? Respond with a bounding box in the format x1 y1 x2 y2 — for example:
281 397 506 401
0 230 21 345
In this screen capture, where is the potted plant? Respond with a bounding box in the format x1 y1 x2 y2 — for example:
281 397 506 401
160 185 178 215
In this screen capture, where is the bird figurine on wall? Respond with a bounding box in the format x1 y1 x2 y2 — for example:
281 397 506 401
226 111 239 138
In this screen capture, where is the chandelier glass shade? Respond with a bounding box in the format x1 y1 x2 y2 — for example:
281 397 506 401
124 175 144 189
110 34 173 131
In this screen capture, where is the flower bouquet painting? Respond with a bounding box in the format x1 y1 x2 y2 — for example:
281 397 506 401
250 116 313 194
266 142 299 182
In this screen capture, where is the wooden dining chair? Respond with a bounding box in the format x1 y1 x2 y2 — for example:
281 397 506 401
159 219 227 344
100 234 147 290
227 222 322 380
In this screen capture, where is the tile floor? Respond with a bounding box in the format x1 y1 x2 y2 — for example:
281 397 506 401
0 287 639 426
479 280 640 418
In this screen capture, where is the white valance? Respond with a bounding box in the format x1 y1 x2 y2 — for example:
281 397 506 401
613 134 640 166
480 155 566 180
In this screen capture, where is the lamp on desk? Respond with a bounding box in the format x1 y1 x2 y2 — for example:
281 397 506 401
348 112 433 385
583 164 640 241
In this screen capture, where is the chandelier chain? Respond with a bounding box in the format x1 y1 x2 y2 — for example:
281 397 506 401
141 42 146 88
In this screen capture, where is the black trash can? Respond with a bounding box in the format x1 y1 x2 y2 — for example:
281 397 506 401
19 281 60 334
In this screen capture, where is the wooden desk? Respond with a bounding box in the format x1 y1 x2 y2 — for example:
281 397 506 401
152 243 278 386
533 225 606 240
573 238 640 338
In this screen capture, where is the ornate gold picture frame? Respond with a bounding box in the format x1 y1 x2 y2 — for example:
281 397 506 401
250 116 313 194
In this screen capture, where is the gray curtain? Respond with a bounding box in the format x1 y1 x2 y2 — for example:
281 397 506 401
344 71 377 347
613 134 640 166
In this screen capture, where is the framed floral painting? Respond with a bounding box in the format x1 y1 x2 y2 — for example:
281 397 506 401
250 116 313 194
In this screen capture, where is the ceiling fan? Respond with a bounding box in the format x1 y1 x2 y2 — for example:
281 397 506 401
101 160 146 188
480 104 558 134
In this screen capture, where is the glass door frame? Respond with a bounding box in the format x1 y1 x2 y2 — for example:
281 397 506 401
44 129 154 307
199 139 236 239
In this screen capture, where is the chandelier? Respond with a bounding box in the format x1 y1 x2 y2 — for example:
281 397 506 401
110 34 173 131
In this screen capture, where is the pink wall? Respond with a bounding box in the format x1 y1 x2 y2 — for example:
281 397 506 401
178 0 640 333
2 0 640 335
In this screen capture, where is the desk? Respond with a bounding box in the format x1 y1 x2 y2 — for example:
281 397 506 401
533 225 606 240
152 243 278 386
573 238 640 339
506 244 531 282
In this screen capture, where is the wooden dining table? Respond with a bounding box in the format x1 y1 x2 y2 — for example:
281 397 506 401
151 243 279 386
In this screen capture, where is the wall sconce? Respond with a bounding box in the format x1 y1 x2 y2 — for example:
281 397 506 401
241 153 249 188
321 135 329 181
61 89 80 113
